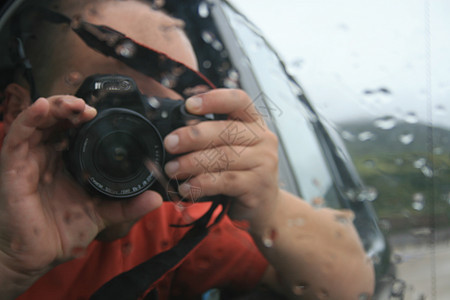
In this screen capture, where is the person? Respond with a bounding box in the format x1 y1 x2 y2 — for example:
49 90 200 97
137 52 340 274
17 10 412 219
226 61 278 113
0 0 375 299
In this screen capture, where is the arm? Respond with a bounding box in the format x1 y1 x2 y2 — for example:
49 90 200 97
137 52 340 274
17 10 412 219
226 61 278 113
163 88 374 299
256 190 374 299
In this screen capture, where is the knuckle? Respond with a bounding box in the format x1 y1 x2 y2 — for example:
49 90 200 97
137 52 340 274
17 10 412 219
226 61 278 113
230 89 250 106
223 171 238 183
182 124 201 144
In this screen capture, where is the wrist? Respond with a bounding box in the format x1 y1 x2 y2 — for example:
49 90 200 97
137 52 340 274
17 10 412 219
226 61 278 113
247 189 283 238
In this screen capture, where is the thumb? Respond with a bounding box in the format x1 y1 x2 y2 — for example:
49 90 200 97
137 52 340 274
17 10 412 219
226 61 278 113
96 190 163 226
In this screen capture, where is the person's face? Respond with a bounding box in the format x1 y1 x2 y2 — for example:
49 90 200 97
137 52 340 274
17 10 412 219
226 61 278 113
46 1 199 241
48 1 198 98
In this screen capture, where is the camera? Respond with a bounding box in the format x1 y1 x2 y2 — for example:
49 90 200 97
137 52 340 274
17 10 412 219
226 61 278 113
65 74 211 199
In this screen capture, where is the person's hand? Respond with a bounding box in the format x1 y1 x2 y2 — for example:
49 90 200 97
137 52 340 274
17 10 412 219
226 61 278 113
163 89 279 230
0 96 162 296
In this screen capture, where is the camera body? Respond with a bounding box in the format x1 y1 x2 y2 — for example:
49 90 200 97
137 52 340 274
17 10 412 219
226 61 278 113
65 74 209 199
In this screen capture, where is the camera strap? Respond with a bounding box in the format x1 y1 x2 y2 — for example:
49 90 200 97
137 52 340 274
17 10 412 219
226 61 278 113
13 6 216 99
70 18 216 96
90 196 229 300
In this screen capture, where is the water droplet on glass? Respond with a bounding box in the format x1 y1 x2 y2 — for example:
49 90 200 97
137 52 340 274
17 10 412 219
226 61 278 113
357 187 378 202
435 104 446 115
394 158 404 166
433 147 444 155
362 87 392 105
358 293 371 300
212 40 223 51
337 23 349 31
358 131 375 142
152 0 165 9
341 130 355 142
345 188 357 201
413 158 426 169
444 192 450 204
420 165 433 178
363 160 376 168
335 215 350 225
262 228 277 248
70 15 82 30
411 227 432 238
371 253 381 264
292 283 308 296
223 69 240 88
202 60 212 69
404 112 419 124
373 116 397 130
398 133 414 145
287 217 305 227
198 2 209 18
317 289 330 299
65 71 83 86
161 110 169 119
115 41 136 58
312 197 325 209
391 252 403 264
262 237 273 248
160 74 177 89
227 69 239 81
201 30 215 44
379 219 392 231
391 279 406 297
223 78 239 89
412 193 425 211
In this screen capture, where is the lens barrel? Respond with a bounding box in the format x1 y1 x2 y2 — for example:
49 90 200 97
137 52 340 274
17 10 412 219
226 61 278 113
67 108 165 198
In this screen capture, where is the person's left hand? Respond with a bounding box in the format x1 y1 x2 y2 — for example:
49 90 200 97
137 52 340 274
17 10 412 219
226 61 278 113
163 89 280 230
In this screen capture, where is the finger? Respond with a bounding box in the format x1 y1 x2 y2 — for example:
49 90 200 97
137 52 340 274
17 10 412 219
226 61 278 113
95 190 163 225
4 96 96 150
45 95 97 127
3 98 50 151
164 119 264 154
177 171 256 203
164 145 257 179
185 89 263 123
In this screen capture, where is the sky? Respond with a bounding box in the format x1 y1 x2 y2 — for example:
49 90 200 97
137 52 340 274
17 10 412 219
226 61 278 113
229 0 450 128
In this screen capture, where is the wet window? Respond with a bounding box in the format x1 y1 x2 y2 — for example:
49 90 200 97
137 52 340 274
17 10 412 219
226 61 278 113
221 3 341 210
230 0 450 298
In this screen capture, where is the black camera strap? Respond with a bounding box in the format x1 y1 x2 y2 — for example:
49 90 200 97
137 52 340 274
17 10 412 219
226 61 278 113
70 18 216 96
13 6 216 99
90 196 229 300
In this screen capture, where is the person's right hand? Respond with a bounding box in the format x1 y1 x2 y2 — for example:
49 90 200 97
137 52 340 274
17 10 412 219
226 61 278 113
0 96 162 298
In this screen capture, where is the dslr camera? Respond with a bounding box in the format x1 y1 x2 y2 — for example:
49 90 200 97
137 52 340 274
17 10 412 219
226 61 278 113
65 74 210 199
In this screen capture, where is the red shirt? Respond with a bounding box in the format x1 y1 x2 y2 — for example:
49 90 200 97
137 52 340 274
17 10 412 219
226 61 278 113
15 202 268 300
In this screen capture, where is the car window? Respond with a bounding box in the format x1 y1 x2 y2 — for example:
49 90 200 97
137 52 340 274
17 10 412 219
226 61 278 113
225 1 450 299
219 2 342 209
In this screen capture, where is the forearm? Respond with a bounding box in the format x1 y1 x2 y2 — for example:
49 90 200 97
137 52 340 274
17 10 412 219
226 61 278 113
251 190 375 299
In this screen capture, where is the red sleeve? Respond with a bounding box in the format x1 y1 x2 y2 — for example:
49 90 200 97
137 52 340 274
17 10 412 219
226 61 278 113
168 213 269 298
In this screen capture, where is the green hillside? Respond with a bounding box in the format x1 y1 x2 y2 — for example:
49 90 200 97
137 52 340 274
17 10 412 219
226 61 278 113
337 121 450 232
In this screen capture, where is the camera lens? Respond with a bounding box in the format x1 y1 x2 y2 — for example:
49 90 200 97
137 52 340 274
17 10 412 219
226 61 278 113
96 132 145 181
68 108 165 199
